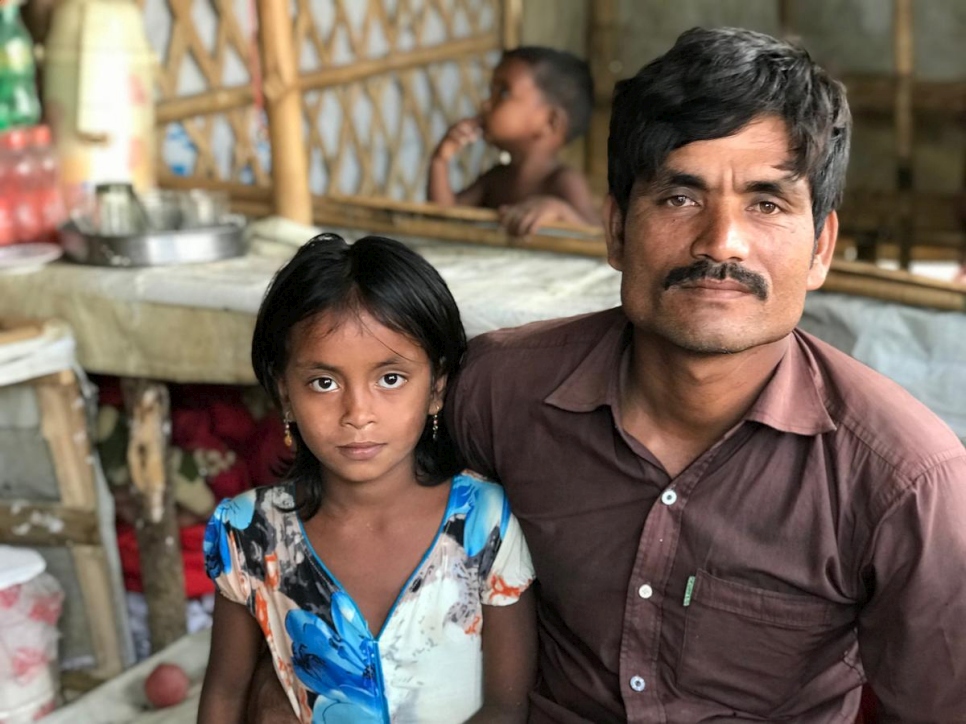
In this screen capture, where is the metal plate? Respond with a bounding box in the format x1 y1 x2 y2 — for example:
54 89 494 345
60 217 247 267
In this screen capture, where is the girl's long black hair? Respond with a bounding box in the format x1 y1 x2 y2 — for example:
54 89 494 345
251 233 467 519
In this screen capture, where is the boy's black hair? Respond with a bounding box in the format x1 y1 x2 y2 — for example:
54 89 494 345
251 233 467 519
502 45 594 143
607 27 851 237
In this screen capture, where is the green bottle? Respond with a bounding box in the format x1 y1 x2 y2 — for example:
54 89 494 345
0 0 41 130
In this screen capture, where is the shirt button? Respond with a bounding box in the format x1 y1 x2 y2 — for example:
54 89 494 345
629 675 646 692
661 489 678 506
638 584 653 599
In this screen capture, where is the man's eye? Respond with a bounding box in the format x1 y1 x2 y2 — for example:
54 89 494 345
379 373 406 389
757 201 780 214
309 377 337 392
664 195 693 207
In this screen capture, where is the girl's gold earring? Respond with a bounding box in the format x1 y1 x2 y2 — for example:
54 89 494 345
283 415 294 449
431 412 439 442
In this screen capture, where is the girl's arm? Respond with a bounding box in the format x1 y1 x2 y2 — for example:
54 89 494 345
466 587 538 723
198 593 264 724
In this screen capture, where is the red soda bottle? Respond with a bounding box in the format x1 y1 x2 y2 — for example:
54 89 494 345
0 131 16 245
0 127 41 243
29 124 66 243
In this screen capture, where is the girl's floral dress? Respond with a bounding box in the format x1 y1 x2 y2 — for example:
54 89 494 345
204 471 535 723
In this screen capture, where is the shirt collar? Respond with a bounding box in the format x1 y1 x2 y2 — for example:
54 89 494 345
745 330 836 435
545 308 628 413
545 314 835 437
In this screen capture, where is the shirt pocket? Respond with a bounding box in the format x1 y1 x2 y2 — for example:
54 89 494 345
675 569 854 716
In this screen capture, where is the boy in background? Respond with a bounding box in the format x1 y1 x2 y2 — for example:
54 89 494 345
427 46 599 235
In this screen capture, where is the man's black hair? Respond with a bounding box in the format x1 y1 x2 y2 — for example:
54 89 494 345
607 27 851 236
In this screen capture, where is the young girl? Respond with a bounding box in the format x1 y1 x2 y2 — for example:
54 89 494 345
198 234 537 723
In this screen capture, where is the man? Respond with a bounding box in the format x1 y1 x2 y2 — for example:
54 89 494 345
250 27 966 723
448 26 966 724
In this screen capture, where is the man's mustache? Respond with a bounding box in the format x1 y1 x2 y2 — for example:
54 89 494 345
662 260 769 300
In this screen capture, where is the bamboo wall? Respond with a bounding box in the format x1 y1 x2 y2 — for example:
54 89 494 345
596 0 966 266
144 0 518 224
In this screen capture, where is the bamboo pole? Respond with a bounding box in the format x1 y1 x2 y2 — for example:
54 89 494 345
501 0 523 49
778 0 796 38
0 502 100 546
893 0 915 270
325 193 605 234
823 260 966 312
313 195 608 257
843 75 966 117
298 33 498 93
585 0 620 194
155 86 254 124
960 151 966 268
155 36 502 124
157 174 273 201
257 0 312 224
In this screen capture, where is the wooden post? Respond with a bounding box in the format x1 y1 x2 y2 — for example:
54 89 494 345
585 0 620 196
778 0 796 38
123 379 186 653
893 0 915 270
257 1 312 224
501 0 523 49
26 369 128 678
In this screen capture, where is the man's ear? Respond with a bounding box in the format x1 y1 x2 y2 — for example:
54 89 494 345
603 195 626 272
806 210 838 290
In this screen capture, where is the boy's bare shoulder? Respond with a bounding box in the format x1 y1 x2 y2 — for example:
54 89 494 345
543 164 591 192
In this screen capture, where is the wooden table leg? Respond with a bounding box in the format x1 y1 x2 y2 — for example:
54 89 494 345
122 379 186 652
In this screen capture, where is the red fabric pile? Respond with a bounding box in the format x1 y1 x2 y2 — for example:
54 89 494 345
96 379 288 598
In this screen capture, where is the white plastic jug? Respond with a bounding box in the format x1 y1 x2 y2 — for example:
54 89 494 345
0 546 64 723
42 0 157 207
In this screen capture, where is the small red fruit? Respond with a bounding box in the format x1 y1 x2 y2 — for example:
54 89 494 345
144 662 190 708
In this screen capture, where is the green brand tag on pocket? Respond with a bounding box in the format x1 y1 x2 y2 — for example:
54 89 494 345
683 575 695 607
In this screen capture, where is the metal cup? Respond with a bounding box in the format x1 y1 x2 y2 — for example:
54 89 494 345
93 183 150 236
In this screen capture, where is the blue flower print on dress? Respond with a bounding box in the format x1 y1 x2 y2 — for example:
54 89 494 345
451 476 510 557
286 594 386 723
203 491 258 579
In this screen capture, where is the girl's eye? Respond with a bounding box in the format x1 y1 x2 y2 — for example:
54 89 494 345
379 373 406 389
309 377 338 392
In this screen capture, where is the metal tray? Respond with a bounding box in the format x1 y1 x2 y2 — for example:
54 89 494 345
60 216 247 267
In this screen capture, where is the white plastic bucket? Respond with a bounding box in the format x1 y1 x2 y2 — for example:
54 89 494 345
0 546 64 722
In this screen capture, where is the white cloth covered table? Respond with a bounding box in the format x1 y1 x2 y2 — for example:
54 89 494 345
1 229 963 439
42 630 209 724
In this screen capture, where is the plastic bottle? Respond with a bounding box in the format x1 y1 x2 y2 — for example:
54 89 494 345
0 1 41 130
0 131 16 245
0 128 42 242
43 0 157 196
29 124 66 242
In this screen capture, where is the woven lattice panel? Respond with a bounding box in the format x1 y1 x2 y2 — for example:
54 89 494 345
142 0 270 186
295 0 504 200
140 1 508 202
